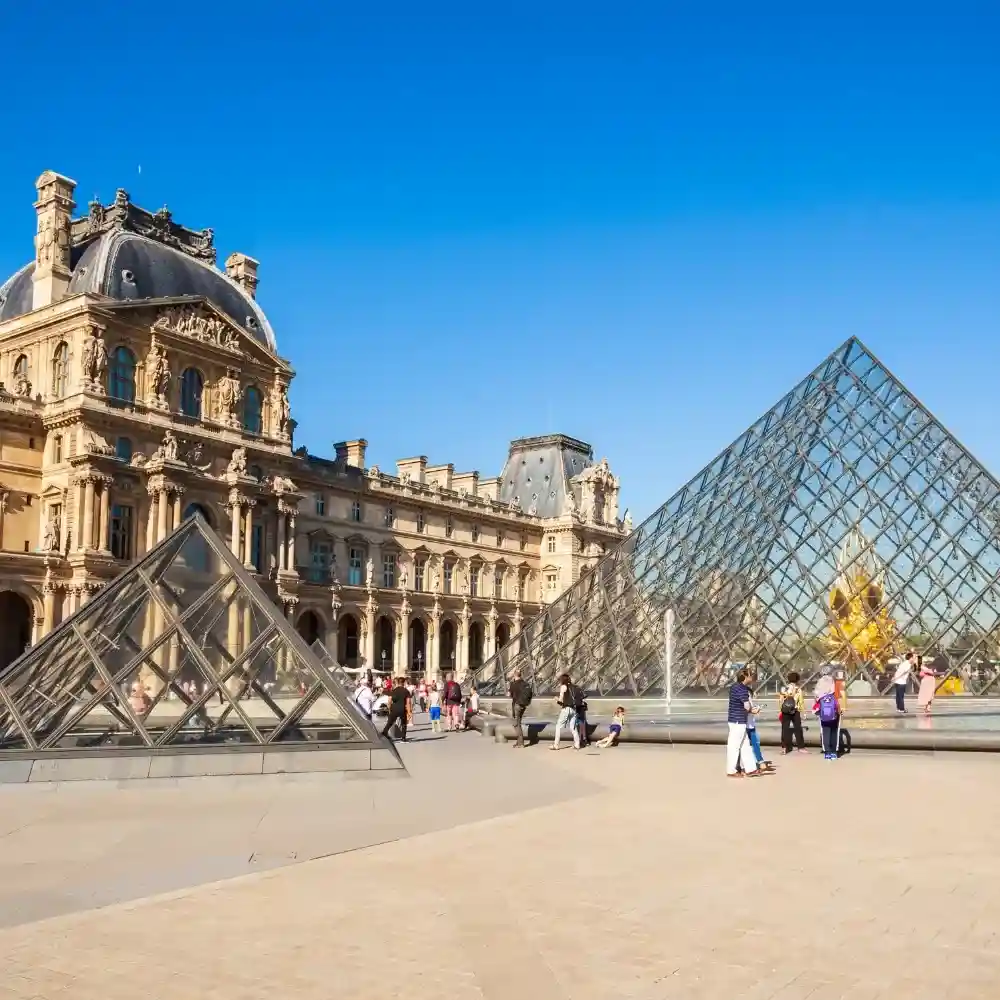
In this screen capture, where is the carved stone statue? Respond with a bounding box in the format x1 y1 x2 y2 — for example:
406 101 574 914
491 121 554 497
565 490 577 514
460 571 469 595
216 373 242 426
272 383 291 436
399 563 408 590
41 518 58 553
12 371 31 398
365 557 374 587
272 475 296 493
227 446 247 476
624 512 633 532
527 496 538 516
153 430 179 462
146 339 171 407
184 441 212 472
432 568 441 592
81 327 108 390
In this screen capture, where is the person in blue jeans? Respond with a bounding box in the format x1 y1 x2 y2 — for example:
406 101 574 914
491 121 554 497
745 688 775 772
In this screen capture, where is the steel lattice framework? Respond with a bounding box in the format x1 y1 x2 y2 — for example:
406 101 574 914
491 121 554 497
0 515 388 752
473 338 1000 697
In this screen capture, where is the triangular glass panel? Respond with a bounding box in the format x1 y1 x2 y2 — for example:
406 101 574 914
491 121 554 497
474 337 1000 698
0 514 395 755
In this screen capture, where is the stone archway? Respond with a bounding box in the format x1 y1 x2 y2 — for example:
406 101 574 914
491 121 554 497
469 620 485 669
338 613 360 668
183 501 215 528
496 621 511 649
296 609 324 648
409 617 427 675
376 615 395 676
0 591 32 669
439 619 456 675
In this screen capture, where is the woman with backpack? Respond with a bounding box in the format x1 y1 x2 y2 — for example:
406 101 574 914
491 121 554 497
552 673 581 750
778 671 807 754
812 668 842 760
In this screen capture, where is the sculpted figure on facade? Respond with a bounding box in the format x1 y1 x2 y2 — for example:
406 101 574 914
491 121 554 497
272 476 296 494
216 372 242 426
271 382 291 437
81 326 108 392
146 338 171 408
398 561 408 590
12 370 31 398
41 518 58 553
227 446 247 476
365 557 374 587
154 304 237 350
152 430 179 462
84 430 113 456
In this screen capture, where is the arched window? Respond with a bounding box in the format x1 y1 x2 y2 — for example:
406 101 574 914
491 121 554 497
108 346 136 403
115 436 133 462
13 354 28 378
243 385 262 433
51 342 68 398
179 367 204 417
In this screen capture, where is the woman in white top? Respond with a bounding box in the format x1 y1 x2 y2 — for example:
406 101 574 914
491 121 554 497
891 652 914 714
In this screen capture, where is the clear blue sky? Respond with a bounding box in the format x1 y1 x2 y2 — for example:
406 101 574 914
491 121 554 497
2 4 999 523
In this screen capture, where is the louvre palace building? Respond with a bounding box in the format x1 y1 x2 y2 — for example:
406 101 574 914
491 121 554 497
0 169 628 673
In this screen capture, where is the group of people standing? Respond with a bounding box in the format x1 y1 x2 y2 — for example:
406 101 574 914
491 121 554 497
352 672 478 742
891 651 938 714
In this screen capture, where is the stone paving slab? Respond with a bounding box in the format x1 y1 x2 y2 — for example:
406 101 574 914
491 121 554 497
1 740 999 998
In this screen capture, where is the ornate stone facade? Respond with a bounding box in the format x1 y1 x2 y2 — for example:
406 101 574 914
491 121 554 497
0 169 626 675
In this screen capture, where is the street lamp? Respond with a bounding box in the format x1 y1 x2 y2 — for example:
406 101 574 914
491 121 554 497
381 649 387 676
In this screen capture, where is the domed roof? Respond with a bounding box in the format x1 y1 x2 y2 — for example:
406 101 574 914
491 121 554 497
0 190 276 351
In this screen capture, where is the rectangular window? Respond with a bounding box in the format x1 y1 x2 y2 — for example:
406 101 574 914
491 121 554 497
444 561 453 594
349 546 364 586
517 575 525 601
494 570 503 599
251 524 263 573
414 557 426 592
546 572 558 591
309 540 333 583
496 530 503 547
520 534 526 551
53 435 62 463
445 517 453 538
470 566 479 597
416 511 425 533
382 552 396 588
547 535 556 553
351 500 362 522
110 504 134 561
384 507 395 528
315 494 326 516
471 524 480 543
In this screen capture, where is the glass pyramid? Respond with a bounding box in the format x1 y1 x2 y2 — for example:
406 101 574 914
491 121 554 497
0 514 391 752
474 338 1000 698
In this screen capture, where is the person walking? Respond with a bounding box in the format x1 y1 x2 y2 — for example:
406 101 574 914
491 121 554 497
354 677 375 719
891 652 914 713
778 671 807 753
443 673 463 731
381 677 411 742
552 673 581 750
917 655 938 715
508 668 533 747
726 669 760 778
428 682 443 733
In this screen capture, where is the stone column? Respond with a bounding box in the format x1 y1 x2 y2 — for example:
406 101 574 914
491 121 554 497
43 583 57 633
428 611 440 681
97 482 110 552
81 477 95 551
362 605 375 670
459 605 471 677
285 514 296 573
399 613 410 674
157 487 169 543
172 491 182 533
243 502 254 569
146 492 157 553
277 513 287 570
230 500 241 556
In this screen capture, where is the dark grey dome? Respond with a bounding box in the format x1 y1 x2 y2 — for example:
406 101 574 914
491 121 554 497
0 232 276 350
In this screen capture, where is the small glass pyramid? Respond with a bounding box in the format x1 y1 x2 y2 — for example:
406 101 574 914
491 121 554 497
474 338 1000 697
0 514 391 753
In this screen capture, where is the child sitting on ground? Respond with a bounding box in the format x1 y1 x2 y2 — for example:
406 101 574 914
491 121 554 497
596 706 626 747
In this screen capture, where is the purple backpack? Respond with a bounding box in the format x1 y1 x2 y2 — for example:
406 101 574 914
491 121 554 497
818 692 838 722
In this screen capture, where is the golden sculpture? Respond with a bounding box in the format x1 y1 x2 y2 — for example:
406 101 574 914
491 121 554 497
826 527 899 669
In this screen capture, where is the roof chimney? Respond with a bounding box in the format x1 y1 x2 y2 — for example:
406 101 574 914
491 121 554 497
335 439 367 470
32 170 76 310
225 252 259 299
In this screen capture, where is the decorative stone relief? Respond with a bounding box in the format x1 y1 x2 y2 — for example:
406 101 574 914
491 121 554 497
151 430 179 462
12 371 31 398
153 304 240 351
272 476 296 494
41 518 58 552
270 381 291 437
83 430 113 456
226 446 247 476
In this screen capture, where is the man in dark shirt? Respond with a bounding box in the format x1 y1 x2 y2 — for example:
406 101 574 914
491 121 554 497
726 669 759 777
508 668 533 748
382 677 411 742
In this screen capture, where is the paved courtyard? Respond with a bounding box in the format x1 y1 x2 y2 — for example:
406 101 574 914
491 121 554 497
1 723 999 999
